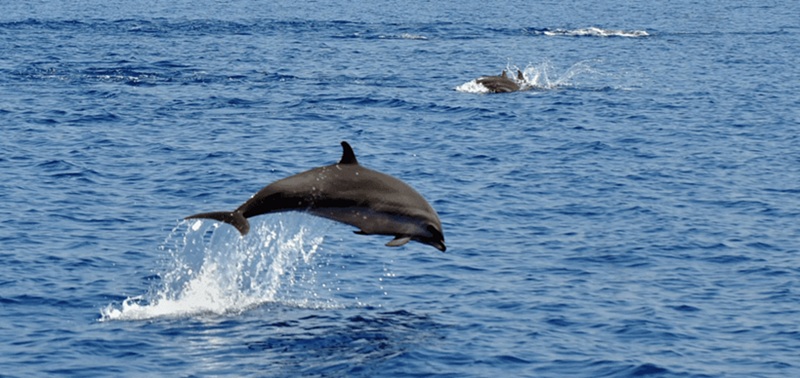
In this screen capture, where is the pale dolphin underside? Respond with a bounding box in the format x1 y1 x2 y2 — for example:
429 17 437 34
186 142 446 252
476 69 526 93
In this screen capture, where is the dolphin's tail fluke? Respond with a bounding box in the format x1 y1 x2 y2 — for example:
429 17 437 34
185 210 250 236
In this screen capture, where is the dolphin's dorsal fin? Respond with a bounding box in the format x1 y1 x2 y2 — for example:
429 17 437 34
501 70 507 78
517 70 524 80
339 141 359 165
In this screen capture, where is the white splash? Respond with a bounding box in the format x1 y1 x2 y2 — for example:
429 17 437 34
519 61 598 90
455 80 492 94
100 214 337 321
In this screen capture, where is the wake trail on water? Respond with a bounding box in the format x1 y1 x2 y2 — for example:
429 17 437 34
100 214 340 321
456 60 599 93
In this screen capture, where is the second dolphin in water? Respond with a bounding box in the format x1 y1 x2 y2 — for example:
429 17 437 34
186 141 446 252
476 69 526 93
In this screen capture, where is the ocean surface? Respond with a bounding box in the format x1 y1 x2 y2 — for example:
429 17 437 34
2 0 799 376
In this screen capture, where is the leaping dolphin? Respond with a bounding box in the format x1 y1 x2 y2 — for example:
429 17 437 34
476 69 526 93
186 141 446 252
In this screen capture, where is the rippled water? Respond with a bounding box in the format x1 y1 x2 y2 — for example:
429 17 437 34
2 0 799 376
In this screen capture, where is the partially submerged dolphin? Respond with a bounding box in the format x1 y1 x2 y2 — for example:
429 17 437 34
476 69 526 93
186 142 446 252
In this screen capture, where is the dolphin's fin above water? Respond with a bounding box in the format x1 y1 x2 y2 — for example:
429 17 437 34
339 141 358 165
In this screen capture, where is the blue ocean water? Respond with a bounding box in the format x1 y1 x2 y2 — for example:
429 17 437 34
2 0 799 376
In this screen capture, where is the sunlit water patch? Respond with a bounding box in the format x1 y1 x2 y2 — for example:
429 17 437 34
101 214 340 321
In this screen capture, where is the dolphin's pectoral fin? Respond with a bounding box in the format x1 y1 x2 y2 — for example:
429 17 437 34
355 231 410 247
386 236 412 247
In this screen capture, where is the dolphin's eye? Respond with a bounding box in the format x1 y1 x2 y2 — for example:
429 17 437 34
426 225 442 238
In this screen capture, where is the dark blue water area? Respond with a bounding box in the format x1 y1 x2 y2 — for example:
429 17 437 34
2 0 800 377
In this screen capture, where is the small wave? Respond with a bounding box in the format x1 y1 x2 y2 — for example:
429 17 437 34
540 27 649 38
394 33 428 40
339 32 428 40
100 215 339 322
